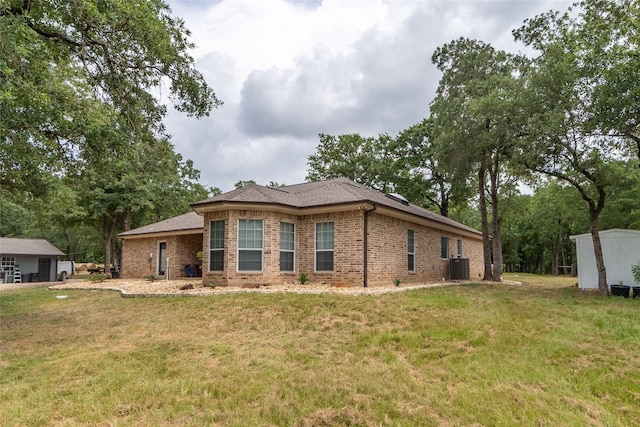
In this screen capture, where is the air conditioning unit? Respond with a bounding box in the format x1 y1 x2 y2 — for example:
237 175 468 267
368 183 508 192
449 258 470 280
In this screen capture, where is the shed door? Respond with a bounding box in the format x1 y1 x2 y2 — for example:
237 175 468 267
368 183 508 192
38 258 51 282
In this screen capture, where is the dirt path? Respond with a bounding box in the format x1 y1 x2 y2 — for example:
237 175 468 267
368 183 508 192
0 279 84 292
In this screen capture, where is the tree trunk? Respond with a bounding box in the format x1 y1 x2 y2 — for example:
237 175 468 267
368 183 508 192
626 131 640 168
439 183 449 217
489 156 502 282
478 163 492 280
102 215 117 274
111 238 120 272
589 213 608 295
123 208 132 232
551 233 560 276
538 252 544 275
116 209 131 275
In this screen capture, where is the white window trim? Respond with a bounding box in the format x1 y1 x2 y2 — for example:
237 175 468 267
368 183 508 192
209 220 225 272
408 229 415 272
237 219 264 272
457 239 463 258
280 222 295 272
1 257 16 280
315 222 334 272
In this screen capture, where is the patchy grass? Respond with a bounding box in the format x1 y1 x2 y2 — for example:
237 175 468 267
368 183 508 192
503 272 578 287
1 279 639 426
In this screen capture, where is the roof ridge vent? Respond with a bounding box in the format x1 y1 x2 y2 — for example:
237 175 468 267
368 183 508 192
268 186 290 194
385 192 410 205
343 181 362 189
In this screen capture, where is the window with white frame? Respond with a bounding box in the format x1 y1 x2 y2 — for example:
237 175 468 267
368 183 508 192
315 222 334 271
440 236 449 259
457 239 463 257
280 222 295 272
238 219 263 271
1 257 15 281
209 220 225 271
408 230 415 271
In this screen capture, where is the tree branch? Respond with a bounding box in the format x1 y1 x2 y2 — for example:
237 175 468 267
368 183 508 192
25 20 84 47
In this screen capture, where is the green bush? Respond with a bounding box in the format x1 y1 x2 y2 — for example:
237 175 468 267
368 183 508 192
298 272 309 285
393 278 401 287
88 274 108 283
632 263 640 284
144 275 157 282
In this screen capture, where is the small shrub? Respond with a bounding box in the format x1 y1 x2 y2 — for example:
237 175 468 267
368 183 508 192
299 272 309 285
144 275 157 282
88 274 108 283
632 263 640 284
207 283 218 289
393 278 401 287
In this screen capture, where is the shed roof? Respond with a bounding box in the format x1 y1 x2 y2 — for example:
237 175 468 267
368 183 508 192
118 211 203 238
192 178 481 236
0 238 66 256
569 228 640 241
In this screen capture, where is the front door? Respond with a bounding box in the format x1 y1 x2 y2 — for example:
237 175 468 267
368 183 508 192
158 242 167 276
38 258 51 282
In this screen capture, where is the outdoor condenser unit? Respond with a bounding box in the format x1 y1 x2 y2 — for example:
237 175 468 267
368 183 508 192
449 258 470 280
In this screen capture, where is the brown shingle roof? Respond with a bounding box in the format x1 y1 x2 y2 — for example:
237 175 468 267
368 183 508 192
118 211 203 238
0 238 66 256
192 178 480 236
120 180 480 238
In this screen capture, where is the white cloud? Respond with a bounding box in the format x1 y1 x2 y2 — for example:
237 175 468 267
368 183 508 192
164 0 572 192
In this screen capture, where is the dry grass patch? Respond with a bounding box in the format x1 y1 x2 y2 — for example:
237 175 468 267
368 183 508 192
503 272 578 287
1 279 639 426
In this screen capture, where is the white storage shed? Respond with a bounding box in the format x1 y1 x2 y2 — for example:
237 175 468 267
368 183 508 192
0 237 66 283
570 229 640 289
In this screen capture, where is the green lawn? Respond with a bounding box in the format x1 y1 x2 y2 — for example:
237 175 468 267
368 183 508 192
1 278 639 426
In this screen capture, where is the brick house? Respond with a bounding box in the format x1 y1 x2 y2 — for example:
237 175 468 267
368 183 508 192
119 178 483 286
118 211 204 279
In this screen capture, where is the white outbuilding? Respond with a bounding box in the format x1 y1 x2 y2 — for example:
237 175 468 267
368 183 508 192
570 229 640 290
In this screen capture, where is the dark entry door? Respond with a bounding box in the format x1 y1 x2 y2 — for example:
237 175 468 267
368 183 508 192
158 242 167 276
38 258 51 282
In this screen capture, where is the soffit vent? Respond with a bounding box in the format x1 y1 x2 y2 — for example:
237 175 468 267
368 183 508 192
385 193 410 205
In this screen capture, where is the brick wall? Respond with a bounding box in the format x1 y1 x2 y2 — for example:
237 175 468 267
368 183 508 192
198 208 483 287
201 209 365 286
120 233 202 279
123 208 484 287
366 213 484 286
297 210 364 285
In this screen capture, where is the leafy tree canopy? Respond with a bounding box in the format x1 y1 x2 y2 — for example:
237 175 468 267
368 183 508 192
234 180 256 189
513 0 639 293
0 0 221 196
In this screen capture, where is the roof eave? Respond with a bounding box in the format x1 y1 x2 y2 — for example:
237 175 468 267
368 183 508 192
118 228 203 240
374 205 482 240
192 201 481 238
191 200 374 216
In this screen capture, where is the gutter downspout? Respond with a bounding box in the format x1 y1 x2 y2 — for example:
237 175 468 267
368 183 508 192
363 203 377 288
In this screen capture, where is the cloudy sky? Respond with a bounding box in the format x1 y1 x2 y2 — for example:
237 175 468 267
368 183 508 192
163 0 571 192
